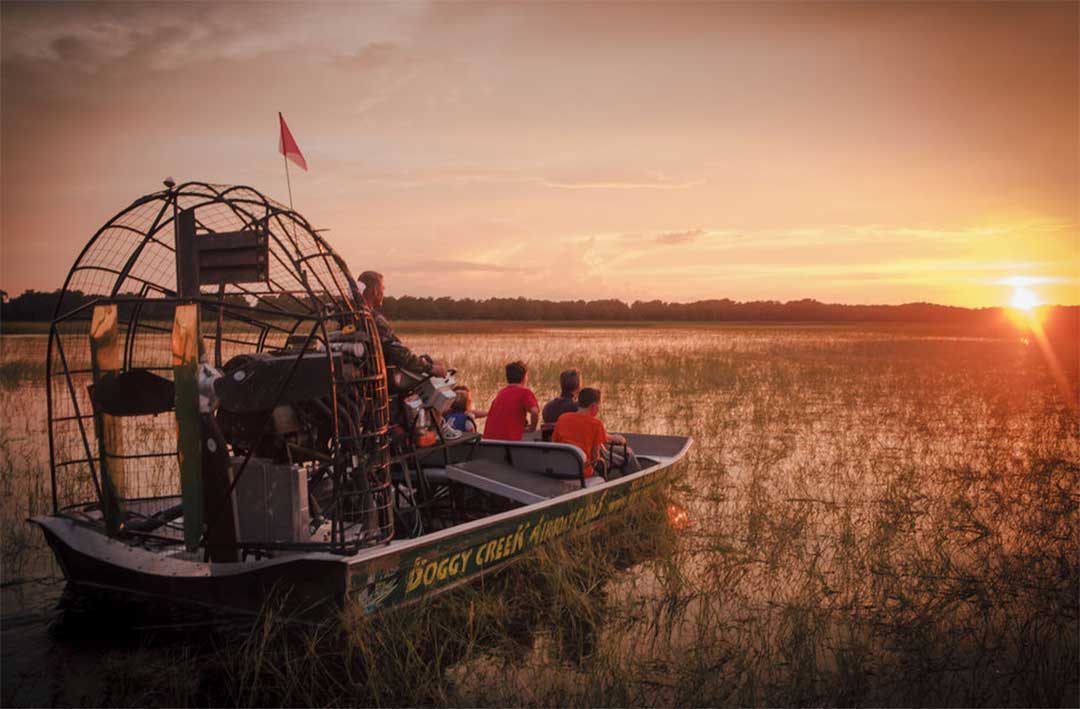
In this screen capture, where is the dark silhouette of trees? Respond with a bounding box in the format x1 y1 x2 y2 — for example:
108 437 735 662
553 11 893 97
3 287 1075 341
373 293 1026 328
2 289 93 321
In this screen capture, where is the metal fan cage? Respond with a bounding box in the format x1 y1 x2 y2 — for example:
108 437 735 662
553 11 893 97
45 181 393 554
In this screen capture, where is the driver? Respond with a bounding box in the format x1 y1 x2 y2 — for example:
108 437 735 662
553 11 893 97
358 271 447 378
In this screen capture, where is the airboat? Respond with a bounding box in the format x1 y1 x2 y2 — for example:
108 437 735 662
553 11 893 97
30 181 691 617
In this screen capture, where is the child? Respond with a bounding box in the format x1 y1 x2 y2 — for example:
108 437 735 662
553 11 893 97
445 384 487 434
552 387 640 477
482 360 539 441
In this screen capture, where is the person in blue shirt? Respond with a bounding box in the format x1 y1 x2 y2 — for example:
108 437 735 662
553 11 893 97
445 385 487 433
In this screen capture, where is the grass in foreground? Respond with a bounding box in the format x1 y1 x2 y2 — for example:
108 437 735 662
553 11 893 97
1 323 1076 706
58 486 679 708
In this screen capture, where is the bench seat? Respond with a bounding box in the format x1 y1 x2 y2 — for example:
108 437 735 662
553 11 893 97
446 459 588 505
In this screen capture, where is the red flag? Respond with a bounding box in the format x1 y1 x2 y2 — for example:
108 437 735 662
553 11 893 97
278 112 308 171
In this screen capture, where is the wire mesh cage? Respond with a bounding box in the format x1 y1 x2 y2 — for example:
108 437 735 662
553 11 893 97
46 181 393 555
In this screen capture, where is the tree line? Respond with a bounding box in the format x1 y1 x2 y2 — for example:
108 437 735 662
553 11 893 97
0 286 1052 327
378 295 1004 324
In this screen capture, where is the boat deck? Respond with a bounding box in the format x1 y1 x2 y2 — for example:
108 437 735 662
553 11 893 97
446 458 599 505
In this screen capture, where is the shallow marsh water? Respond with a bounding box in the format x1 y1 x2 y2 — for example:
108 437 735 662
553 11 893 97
1 322 1077 707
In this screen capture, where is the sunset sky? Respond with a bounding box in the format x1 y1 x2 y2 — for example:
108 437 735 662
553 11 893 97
2 2 1077 307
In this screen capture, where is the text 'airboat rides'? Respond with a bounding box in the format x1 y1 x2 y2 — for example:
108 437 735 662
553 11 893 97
31 181 692 616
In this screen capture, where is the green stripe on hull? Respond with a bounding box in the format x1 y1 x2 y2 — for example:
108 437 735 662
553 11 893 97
347 472 667 614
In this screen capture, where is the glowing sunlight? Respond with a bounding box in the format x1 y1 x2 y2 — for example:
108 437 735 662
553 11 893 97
1009 286 1043 312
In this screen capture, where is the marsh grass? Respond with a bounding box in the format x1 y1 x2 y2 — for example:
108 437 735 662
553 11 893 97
1 322 1077 707
94 487 679 708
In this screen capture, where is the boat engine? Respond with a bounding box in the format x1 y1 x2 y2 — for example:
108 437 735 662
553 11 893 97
44 181 394 559
213 329 386 535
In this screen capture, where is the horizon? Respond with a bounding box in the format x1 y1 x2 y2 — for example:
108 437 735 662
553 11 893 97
2 2 1077 308
2 282 1077 312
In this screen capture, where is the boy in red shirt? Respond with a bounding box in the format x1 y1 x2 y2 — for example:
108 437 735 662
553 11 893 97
482 361 539 441
552 387 640 477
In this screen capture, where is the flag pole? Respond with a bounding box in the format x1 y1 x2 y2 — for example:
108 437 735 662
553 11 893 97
283 153 294 210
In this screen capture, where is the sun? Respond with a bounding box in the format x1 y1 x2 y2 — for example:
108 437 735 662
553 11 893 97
1005 284 1047 330
1009 286 1042 311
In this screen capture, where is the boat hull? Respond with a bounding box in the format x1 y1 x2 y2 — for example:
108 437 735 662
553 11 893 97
33 435 691 617
36 519 349 616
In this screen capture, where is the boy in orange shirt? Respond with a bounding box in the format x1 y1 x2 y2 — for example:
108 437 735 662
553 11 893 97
552 387 640 477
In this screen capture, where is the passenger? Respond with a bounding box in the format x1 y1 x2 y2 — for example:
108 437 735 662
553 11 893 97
358 271 447 378
542 368 581 424
482 360 539 441
445 385 487 434
552 387 641 477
